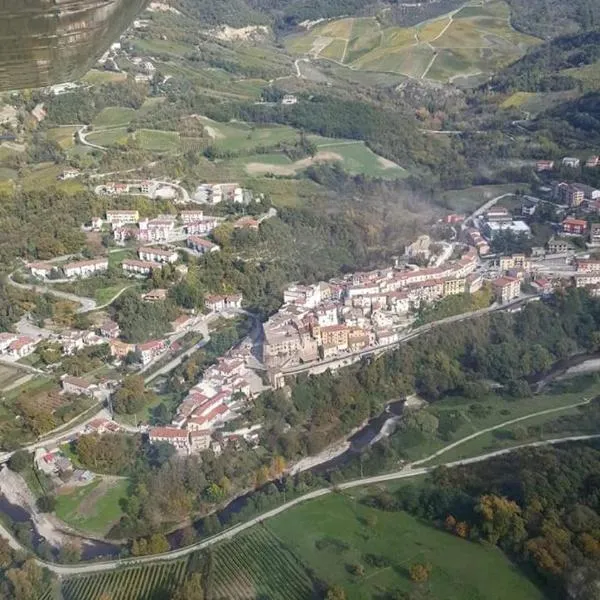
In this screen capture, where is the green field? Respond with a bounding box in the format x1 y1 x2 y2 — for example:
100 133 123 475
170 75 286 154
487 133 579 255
86 127 129 148
395 377 600 465
82 70 128 85
210 526 316 599
46 126 79 149
62 559 188 600
439 183 519 212
0 364 29 390
92 107 136 127
55 478 128 536
86 127 180 152
268 493 544 600
285 1 539 82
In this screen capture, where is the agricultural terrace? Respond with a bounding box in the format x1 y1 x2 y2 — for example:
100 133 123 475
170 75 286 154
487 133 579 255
285 0 539 82
267 492 544 599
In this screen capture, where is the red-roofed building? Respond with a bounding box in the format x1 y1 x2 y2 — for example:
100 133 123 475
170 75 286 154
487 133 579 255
149 427 189 450
137 340 165 365
562 218 588 236
7 336 37 358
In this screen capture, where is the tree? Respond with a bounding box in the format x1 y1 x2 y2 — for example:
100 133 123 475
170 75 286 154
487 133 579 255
326 584 347 600
7 559 46 600
173 573 204 600
409 562 432 583
113 375 148 415
36 495 56 513
8 450 30 472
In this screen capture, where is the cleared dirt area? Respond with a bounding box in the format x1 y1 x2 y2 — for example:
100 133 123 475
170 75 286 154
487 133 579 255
378 155 401 169
246 151 343 175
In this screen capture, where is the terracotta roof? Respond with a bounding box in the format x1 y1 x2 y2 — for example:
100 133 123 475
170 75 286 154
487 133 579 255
149 427 188 439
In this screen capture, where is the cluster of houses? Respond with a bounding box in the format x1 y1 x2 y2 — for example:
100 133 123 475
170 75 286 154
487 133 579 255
148 344 257 454
537 156 600 172
262 245 481 369
29 258 108 280
97 180 179 201
192 183 247 205
0 333 38 359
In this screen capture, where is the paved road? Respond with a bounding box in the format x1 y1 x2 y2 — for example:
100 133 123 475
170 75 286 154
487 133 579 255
12 433 600 576
78 126 107 151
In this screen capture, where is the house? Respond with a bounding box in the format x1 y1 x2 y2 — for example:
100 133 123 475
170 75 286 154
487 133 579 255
61 375 97 397
142 289 168 302
138 247 179 264
205 294 242 312
0 333 17 352
443 214 464 224
28 262 55 279
137 340 165 365
105 210 139 226
122 259 159 277
485 207 511 222
281 94 298 105
492 277 520 303
563 157 581 168
7 336 37 358
90 217 103 231
63 259 108 279
85 418 120 434
171 315 194 332
233 216 259 230
109 339 136 359
100 320 120 339
58 168 80 180
586 156 600 168
536 160 554 172
31 103 47 123
148 427 189 451
562 218 588 236
187 236 220 254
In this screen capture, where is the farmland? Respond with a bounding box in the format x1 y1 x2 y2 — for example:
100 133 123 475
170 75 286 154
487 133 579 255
209 526 316 600
284 1 539 82
0 363 30 390
92 107 137 128
267 492 544 600
62 559 188 600
86 127 180 152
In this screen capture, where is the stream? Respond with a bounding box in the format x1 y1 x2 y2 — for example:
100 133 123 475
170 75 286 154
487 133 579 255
2 352 600 562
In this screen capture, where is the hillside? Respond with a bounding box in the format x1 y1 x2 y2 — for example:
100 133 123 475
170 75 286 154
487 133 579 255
506 0 600 39
490 30 600 93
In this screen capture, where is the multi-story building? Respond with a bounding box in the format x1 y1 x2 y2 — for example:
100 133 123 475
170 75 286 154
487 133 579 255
499 254 531 272
562 218 588 236
63 259 108 279
575 259 600 273
590 223 600 245
100 320 120 339
492 277 520 303
137 340 165 365
7 336 37 358
547 237 575 254
148 427 190 451
106 210 139 226
184 218 219 235
319 324 349 350
138 247 179 264
557 182 585 207
205 294 243 312
180 210 205 223
122 259 159 277
187 236 220 254
563 157 581 168
443 277 466 297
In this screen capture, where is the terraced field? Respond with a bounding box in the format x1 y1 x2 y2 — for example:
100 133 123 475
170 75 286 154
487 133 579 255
285 0 539 82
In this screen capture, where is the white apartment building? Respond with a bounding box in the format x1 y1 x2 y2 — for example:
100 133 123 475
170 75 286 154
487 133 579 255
138 247 179 264
63 259 108 279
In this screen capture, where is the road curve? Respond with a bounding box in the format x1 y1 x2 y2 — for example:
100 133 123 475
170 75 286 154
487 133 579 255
8 433 600 576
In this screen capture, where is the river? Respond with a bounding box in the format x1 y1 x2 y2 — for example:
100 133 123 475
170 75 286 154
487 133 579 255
3 351 600 562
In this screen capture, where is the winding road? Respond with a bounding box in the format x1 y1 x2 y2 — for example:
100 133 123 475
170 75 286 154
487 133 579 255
1 433 596 576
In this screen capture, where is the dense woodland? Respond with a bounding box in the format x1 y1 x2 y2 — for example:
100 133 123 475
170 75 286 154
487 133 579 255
365 442 600 600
